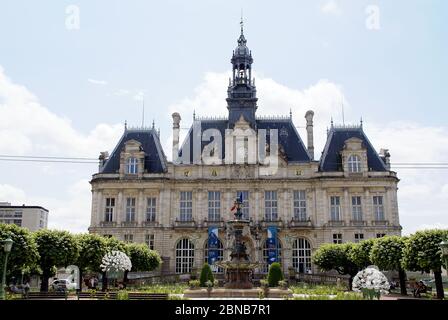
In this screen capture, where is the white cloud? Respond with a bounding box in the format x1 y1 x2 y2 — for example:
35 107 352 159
0 65 123 232
88 78 108 85
0 181 91 233
0 66 122 157
321 0 342 15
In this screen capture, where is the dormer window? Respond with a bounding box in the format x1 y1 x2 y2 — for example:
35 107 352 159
126 157 138 174
348 155 361 173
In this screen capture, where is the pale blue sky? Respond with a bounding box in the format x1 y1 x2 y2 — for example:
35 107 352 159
0 0 447 133
0 0 447 233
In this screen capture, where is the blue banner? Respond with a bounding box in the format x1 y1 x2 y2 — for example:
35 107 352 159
208 227 219 266
266 226 278 265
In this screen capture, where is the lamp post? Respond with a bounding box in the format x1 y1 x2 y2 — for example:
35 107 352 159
0 238 14 300
440 240 448 276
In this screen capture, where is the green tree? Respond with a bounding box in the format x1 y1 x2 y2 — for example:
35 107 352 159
199 263 214 287
370 236 408 295
402 229 448 299
127 243 161 272
0 224 40 281
75 233 108 290
312 243 359 290
349 238 377 269
267 262 284 287
33 229 79 292
125 243 162 287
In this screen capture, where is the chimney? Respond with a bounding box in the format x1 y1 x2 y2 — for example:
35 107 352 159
172 112 181 162
305 110 315 160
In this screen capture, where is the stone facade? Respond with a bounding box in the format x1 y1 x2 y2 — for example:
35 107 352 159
88 24 401 276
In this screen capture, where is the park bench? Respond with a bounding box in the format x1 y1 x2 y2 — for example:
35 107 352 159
23 291 68 300
127 292 169 300
77 291 118 300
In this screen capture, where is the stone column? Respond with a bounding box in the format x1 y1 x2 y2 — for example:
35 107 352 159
343 188 350 223
116 191 123 224
138 190 145 224
96 190 103 226
364 189 371 223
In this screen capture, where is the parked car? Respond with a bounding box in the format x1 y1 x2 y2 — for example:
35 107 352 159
51 279 77 291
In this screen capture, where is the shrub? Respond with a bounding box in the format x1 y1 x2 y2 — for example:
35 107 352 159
267 262 284 287
199 263 214 287
188 280 200 289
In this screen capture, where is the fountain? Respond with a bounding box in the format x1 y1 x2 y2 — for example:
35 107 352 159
217 195 259 289
183 194 292 298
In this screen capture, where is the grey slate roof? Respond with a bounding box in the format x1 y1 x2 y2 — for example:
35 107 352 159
319 127 387 172
178 118 311 163
101 129 167 174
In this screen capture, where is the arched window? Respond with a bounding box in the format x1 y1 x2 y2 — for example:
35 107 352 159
126 157 138 174
204 238 224 273
175 238 195 274
262 239 282 273
348 155 361 173
292 238 312 273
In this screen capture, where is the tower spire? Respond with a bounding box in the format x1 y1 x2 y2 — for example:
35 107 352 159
240 9 244 35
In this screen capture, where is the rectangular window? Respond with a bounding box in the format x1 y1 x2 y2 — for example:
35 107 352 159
352 196 363 221
354 233 364 243
145 234 155 250
208 191 221 221
236 191 250 220
39 220 44 228
146 198 156 222
332 233 343 244
14 211 22 218
293 191 307 221
373 196 385 221
376 233 386 238
125 197 136 222
105 198 115 222
124 234 133 243
330 196 341 221
14 219 22 227
264 191 278 221
180 191 193 221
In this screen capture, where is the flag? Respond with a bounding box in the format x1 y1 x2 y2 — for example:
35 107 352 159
208 227 219 266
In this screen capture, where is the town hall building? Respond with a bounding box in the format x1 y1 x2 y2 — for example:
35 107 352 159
89 24 401 277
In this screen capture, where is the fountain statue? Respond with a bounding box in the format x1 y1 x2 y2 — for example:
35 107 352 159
217 194 259 289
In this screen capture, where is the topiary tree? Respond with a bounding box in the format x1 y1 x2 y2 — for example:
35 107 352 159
267 262 284 287
312 243 359 290
126 243 162 287
349 238 377 269
370 236 408 296
100 236 129 291
0 224 40 282
402 229 448 299
75 233 108 291
33 229 79 292
199 263 214 287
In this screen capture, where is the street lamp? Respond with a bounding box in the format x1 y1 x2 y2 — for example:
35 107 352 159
440 240 448 276
0 238 14 300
